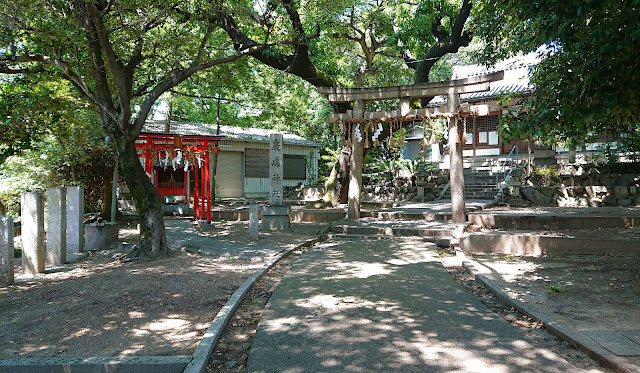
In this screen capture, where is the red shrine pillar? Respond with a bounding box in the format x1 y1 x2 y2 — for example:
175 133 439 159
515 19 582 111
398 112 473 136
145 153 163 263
144 134 152 181
205 140 211 223
194 157 200 219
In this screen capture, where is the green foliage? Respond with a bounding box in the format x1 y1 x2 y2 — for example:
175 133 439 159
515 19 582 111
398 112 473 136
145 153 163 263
547 285 570 294
474 0 640 146
530 167 561 187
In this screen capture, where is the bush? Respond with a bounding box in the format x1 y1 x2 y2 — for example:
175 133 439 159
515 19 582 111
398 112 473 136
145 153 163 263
530 167 561 187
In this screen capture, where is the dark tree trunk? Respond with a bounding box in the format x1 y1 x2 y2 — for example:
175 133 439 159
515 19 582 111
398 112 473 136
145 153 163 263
100 169 113 220
103 115 167 258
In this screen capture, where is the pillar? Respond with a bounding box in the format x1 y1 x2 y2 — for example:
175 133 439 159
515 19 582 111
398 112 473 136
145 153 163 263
46 187 66 266
0 216 14 286
347 100 365 219
262 133 291 230
21 192 45 274
447 93 467 224
249 202 259 240
66 186 84 255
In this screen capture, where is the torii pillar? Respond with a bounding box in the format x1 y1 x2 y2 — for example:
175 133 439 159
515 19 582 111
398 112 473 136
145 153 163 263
347 100 365 219
447 93 466 224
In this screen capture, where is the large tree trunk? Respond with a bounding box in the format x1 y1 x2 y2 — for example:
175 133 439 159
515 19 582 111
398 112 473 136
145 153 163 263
118 140 167 258
104 113 167 259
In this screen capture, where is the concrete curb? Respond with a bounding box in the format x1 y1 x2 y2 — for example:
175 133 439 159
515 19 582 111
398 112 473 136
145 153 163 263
183 224 332 373
459 251 638 373
0 356 191 373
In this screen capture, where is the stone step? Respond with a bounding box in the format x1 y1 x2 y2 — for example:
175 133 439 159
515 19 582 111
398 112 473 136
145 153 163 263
361 211 451 221
330 223 455 238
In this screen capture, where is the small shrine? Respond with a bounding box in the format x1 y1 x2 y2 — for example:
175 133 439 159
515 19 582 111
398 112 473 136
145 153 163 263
135 133 224 222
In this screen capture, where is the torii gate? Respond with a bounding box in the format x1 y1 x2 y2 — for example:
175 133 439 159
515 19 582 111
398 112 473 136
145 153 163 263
317 71 504 223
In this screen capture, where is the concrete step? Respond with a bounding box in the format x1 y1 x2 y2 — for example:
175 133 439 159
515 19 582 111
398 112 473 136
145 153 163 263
331 219 456 239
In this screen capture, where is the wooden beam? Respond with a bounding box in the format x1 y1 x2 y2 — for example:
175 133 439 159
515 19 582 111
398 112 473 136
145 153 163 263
317 71 503 103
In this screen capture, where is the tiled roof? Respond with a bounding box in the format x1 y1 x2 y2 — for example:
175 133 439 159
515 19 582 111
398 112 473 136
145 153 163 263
428 83 530 106
143 120 320 147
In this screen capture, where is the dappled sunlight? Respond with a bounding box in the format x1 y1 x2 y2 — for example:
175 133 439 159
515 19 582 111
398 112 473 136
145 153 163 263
0 248 259 358
250 236 578 372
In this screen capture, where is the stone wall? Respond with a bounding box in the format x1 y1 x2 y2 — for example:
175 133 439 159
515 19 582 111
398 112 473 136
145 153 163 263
505 164 640 207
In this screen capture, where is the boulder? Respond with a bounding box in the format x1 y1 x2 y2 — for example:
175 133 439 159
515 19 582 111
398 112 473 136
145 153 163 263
613 186 630 200
521 186 553 205
603 195 617 206
615 174 634 187
578 196 590 206
540 187 557 197
424 193 436 201
619 199 632 207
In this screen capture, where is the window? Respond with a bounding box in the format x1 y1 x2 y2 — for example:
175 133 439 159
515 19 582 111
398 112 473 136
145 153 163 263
245 149 307 179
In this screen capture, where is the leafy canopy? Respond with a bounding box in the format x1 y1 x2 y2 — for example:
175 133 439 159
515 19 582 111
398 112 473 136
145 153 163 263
474 0 640 147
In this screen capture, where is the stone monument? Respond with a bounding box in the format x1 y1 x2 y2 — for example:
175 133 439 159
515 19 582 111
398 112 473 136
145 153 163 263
261 133 291 230
0 215 14 286
66 186 84 255
46 187 66 266
22 192 45 274
249 201 259 240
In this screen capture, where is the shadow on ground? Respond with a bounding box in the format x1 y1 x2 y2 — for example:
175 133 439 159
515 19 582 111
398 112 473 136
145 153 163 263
248 237 576 372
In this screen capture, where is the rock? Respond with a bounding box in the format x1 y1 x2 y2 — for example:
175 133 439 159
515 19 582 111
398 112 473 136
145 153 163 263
603 195 617 206
613 186 629 199
600 177 616 188
210 359 222 366
424 193 436 201
562 177 574 187
615 174 634 187
436 175 449 184
630 186 638 195
578 196 590 206
242 343 252 350
619 199 632 207
522 186 552 205
540 187 557 197
573 186 584 194
225 361 238 369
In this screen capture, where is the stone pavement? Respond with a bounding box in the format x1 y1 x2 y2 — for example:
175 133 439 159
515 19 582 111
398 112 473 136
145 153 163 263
164 219 282 260
247 236 580 372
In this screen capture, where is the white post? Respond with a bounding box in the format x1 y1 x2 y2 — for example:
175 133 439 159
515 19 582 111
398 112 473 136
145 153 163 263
46 188 66 266
0 216 14 286
66 186 85 255
21 192 45 274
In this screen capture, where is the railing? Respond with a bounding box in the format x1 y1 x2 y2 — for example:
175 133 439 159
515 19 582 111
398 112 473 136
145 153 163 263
496 146 519 191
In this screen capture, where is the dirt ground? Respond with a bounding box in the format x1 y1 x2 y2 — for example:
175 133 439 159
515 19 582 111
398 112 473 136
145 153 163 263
0 220 326 358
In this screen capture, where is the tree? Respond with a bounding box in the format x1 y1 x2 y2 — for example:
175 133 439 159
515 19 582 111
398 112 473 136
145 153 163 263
0 1 302 258
219 0 476 207
473 0 640 146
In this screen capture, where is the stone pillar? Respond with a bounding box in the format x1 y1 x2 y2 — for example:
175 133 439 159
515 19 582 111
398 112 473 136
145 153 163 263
262 134 291 230
447 93 467 224
21 192 45 274
0 216 14 286
269 134 284 206
66 186 84 255
46 188 66 266
347 99 365 219
249 202 259 240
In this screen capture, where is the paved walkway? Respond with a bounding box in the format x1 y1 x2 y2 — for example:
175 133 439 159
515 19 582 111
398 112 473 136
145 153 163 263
248 236 580 372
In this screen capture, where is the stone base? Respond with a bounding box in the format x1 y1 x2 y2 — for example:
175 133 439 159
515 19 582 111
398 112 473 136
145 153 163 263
261 205 291 230
85 222 119 251
162 204 190 216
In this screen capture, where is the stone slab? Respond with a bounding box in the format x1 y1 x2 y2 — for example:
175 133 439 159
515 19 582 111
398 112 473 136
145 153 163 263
261 205 291 216
45 188 66 266
21 192 45 274
582 330 640 356
620 330 640 345
85 222 119 251
0 215 14 286
261 215 290 231
66 186 84 254
249 202 259 240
